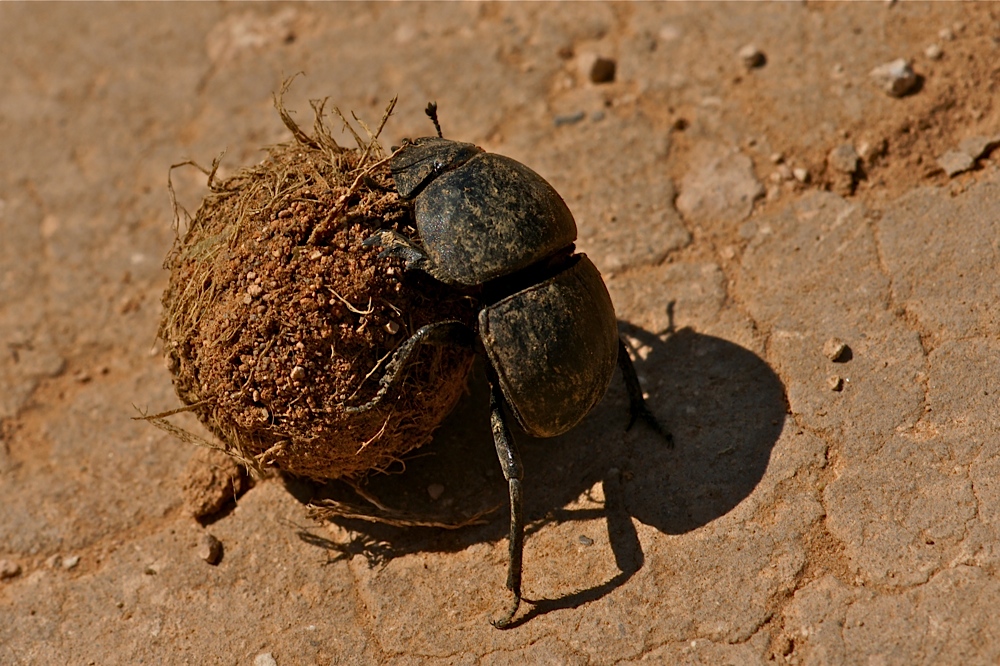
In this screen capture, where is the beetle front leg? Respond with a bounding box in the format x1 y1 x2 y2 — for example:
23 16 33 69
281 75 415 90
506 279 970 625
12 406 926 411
487 375 525 629
617 338 674 447
340 320 474 414
363 230 432 273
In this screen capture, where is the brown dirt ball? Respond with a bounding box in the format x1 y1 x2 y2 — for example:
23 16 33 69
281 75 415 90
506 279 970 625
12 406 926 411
160 136 476 480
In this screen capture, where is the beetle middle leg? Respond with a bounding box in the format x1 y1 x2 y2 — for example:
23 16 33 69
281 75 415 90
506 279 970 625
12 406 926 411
487 373 525 629
617 338 674 447
340 320 475 414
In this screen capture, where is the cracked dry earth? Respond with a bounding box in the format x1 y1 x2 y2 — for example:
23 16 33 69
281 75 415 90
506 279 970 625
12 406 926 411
2 3 1000 665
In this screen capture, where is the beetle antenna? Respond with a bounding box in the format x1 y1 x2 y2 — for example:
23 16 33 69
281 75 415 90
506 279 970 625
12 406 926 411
425 102 443 138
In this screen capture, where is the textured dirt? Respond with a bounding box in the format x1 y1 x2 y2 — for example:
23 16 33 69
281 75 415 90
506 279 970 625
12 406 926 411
2 3 1000 665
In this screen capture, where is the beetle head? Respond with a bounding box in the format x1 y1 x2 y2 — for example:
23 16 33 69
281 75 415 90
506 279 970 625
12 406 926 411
390 137 483 199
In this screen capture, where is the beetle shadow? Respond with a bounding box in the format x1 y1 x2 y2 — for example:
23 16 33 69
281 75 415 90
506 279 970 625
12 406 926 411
285 321 787 622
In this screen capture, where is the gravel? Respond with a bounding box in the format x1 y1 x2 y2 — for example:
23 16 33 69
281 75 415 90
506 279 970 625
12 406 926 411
869 58 919 97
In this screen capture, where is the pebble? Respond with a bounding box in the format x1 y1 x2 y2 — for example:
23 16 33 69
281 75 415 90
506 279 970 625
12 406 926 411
578 535 595 546
254 654 278 666
290 366 306 381
62 555 80 570
589 56 616 83
427 483 445 501
827 375 844 392
199 533 223 565
738 44 766 69
793 168 810 183
823 338 850 362
553 110 586 127
937 150 975 177
938 27 955 41
937 135 1000 176
958 135 1000 161
828 144 860 174
924 44 943 60
0 559 21 580
869 58 919 97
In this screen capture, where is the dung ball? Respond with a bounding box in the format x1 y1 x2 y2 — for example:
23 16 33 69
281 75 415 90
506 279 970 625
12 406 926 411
158 109 476 480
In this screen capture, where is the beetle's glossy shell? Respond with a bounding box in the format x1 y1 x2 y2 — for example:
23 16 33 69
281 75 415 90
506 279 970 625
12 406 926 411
478 255 618 438
393 141 578 286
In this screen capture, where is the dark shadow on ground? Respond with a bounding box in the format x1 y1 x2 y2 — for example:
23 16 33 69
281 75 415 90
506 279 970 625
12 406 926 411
285 321 786 619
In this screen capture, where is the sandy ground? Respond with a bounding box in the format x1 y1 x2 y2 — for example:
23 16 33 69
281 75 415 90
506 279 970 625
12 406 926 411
2 3 1000 664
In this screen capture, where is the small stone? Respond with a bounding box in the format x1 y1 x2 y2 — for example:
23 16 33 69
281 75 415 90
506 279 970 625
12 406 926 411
46 554 62 569
828 144 860 174
823 337 850 362
793 167 810 183
937 150 975 177
589 56 616 83
827 375 844 392
869 58 919 97
578 535 595 546
938 27 954 41
62 555 80 570
957 135 1000 161
659 25 681 42
769 152 785 164
0 560 21 580
738 44 766 69
247 284 263 297
384 320 400 335
924 44 943 60
199 533 223 565
553 110 586 127
254 653 278 666
427 483 445 501
290 365 306 381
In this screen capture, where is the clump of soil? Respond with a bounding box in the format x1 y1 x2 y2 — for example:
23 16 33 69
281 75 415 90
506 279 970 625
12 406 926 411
155 95 476 480
181 447 249 519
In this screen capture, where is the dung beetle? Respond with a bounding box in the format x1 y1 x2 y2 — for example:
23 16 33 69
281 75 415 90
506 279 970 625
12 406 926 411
350 103 672 628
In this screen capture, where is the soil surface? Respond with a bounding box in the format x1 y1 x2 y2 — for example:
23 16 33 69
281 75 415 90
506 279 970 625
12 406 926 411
2 4 1000 664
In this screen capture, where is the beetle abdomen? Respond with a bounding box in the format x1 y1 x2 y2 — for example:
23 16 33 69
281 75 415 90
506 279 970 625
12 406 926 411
415 153 577 286
479 255 618 438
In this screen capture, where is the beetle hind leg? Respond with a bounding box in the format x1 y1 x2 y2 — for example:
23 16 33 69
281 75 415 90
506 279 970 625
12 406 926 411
617 338 674 447
487 375 525 629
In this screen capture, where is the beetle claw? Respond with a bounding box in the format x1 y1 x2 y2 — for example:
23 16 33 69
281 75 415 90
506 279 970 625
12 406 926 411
490 589 522 629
